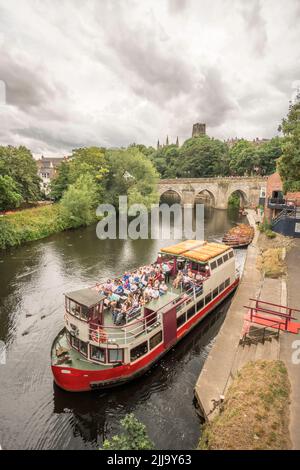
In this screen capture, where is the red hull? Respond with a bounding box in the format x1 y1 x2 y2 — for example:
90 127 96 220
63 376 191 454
52 278 239 392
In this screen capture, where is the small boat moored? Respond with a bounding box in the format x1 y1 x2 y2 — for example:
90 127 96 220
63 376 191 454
51 240 239 392
222 223 254 248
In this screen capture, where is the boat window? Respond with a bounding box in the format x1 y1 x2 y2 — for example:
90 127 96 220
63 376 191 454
187 305 196 320
210 261 217 270
79 340 88 357
196 298 204 311
229 251 234 259
108 349 123 363
205 293 212 305
90 345 106 363
81 305 89 321
71 336 79 349
130 341 148 362
213 288 218 298
69 300 81 317
217 257 223 267
219 282 225 293
223 253 229 262
177 313 186 328
149 331 162 350
225 278 230 288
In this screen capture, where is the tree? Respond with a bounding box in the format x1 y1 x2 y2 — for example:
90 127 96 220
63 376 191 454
277 96 300 192
59 174 99 227
128 143 156 157
102 414 154 450
69 147 108 199
256 137 283 175
229 140 258 176
178 136 230 177
0 145 41 201
0 175 23 211
150 144 180 178
50 160 70 200
105 147 159 209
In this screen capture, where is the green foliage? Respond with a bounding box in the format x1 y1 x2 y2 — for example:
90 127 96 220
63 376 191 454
228 192 240 209
179 136 230 177
105 147 159 209
258 219 272 233
256 138 283 175
59 174 99 227
0 145 41 204
128 143 156 157
50 161 70 201
149 144 181 178
0 175 23 211
102 414 154 450
265 229 277 239
229 140 258 176
0 205 67 249
277 96 300 192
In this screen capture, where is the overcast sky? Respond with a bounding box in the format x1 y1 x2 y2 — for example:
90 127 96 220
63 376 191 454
0 0 300 156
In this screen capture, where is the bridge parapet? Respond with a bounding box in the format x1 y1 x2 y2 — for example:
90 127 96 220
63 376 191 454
158 177 267 209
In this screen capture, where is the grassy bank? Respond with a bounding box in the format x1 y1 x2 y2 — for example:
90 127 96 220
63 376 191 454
199 360 291 450
0 204 96 249
257 232 294 278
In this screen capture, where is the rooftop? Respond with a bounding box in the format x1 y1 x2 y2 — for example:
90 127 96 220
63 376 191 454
65 288 104 307
160 240 230 262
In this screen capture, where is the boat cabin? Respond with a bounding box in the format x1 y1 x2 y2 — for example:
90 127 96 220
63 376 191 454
60 241 236 371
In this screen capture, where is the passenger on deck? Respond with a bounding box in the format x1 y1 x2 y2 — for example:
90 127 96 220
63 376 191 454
103 279 114 294
151 287 160 299
173 271 183 289
159 281 168 295
162 262 171 282
107 291 120 310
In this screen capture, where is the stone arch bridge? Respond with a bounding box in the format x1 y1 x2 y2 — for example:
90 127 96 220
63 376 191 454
158 177 267 210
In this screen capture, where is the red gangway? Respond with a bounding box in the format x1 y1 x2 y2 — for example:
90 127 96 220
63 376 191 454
244 298 300 334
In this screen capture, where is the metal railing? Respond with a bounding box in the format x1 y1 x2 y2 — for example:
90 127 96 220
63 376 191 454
89 284 203 347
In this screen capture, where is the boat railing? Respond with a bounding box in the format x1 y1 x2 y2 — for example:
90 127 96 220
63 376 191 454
89 285 201 347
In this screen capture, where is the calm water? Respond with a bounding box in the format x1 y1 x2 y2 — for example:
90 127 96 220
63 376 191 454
0 208 246 450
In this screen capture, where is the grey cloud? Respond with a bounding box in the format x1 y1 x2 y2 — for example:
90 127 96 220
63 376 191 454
168 0 188 14
0 48 60 111
239 0 267 55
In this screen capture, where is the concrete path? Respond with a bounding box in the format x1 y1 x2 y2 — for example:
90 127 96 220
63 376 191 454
194 210 263 420
279 239 300 450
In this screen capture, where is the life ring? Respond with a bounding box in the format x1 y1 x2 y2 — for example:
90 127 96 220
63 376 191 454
91 328 108 343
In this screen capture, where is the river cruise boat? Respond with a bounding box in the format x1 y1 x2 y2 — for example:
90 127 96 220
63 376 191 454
51 241 239 392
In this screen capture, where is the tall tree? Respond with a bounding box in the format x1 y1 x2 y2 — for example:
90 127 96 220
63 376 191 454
178 136 230 177
0 145 41 201
50 160 70 201
0 175 23 211
256 137 283 175
105 147 159 209
277 96 300 192
229 140 258 176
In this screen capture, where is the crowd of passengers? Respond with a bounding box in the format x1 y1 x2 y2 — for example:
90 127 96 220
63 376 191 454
93 260 206 325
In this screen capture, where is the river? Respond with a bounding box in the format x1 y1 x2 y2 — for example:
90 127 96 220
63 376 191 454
0 207 247 450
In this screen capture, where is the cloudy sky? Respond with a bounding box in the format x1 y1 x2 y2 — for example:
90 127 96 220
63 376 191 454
0 0 300 156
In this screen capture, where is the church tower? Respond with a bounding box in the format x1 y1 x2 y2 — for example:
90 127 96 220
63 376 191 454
166 135 169 146
176 136 179 147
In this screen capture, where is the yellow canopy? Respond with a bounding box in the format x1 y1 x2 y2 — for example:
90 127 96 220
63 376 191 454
184 242 230 262
160 240 204 256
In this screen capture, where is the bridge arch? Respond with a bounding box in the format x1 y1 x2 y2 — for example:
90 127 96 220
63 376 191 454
194 189 216 207
227 189 249 208
159 189 182 205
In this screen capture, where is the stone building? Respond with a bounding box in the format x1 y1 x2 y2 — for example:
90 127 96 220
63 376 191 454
37 156 68 194
192 123 206 138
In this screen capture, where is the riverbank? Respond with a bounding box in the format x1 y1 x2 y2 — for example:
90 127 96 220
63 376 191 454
194 209 300 449
198 360 291 450
0 204 98 250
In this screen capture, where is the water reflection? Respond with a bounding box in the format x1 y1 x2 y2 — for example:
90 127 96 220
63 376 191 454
0 207 245 450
